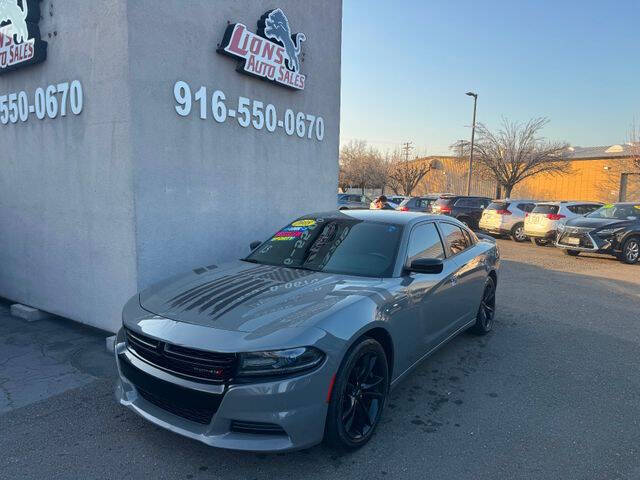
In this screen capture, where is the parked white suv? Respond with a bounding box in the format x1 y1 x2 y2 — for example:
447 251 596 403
524 201 603 246
479 199 537 242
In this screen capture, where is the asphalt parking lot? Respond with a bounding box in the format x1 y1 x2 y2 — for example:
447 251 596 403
1 239 639 480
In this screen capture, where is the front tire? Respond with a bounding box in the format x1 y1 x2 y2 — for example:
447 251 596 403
325 338 389 451
619 236 640 264
470 276 496 335
531 237 549 246
563 249 580 256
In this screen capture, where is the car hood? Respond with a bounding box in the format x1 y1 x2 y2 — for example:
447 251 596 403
139 261 383 334
565 217 630 229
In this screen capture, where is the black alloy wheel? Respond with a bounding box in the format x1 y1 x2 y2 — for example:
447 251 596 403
620 237 640 264
510 223 527 242
325 338 389 450
470 276 496 335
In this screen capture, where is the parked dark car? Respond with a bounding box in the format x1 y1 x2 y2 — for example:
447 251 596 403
387 195 408 205
337 193 371 210
397 195 439 213
555 202 640 264
432 195 492 229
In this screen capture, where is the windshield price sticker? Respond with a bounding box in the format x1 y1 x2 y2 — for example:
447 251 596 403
0 80 83 125
173 80 324 141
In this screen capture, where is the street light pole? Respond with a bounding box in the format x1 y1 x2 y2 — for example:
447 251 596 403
465 92 478 196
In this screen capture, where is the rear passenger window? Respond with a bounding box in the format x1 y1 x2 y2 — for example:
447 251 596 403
439 223 470 255
532 205 559 214
406 223 445 263
517 203 535 213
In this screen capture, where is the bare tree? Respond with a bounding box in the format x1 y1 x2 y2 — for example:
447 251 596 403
339 140 371 194
454 118 569 197
388 150 435 196
339 140 390 194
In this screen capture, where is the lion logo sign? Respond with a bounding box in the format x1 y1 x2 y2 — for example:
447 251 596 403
0 0 47 74
219 8 307 90
262 9 306 74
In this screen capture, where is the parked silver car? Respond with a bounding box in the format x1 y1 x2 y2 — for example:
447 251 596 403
337 193 371 210
114 210 499 452
524 201 603 246
479 199 537 242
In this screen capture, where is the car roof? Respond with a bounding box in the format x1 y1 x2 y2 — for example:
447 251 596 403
440 194 490 199
303 209 441 225
492 199 538 202
536 201 603 206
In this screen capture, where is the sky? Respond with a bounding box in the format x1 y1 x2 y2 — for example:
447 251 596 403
340 0 640 156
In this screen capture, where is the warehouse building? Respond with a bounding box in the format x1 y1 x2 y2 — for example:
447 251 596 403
415 144 640 202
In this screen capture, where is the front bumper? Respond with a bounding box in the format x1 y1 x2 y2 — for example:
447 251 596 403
555 229 620 253
114 330 332 452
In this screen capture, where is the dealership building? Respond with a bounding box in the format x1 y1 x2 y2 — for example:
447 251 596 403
0 1 342 332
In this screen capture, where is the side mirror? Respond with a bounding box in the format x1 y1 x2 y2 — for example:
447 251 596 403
407 258 444 274
249 241 262 251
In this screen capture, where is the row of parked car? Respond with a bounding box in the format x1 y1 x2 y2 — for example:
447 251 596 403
337 193 640 264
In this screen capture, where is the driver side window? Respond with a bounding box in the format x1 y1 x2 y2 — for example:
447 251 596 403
406 223 445 264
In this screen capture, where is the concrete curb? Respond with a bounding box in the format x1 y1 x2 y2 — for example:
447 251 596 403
10 304 50 322
105 335 116 353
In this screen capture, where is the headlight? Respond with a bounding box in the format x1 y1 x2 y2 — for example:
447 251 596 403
596 227 624 236
237 347 324 377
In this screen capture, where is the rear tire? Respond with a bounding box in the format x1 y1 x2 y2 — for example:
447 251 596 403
619 236 640 264
510 223 527 242
325 338 389 451
531 237 549 246
470 276 496 335
563 249 580 256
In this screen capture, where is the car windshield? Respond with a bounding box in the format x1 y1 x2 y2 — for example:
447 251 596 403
399 198 412 207
435 197 454 206
586 204 640 220
245 216 403 277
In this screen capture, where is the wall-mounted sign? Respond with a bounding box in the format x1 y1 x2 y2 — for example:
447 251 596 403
0 0 47 74
218 8 306 90
1 80 83 126
173 80 324 141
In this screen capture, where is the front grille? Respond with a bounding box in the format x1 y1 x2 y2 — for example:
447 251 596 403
125 328 238 383
230 420 287 436
558 231 595 249
119 355 222 424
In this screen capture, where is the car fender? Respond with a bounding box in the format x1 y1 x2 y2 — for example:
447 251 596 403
619 228 640 245
315 295 399 377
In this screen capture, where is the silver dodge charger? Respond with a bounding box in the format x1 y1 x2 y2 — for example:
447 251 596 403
114 210 499 451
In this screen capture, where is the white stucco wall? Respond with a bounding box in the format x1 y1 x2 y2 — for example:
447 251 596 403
0 1 138 332
0 1 342 332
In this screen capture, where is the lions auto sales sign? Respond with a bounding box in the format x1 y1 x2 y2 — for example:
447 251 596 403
0 0 47 74
218 9 306 90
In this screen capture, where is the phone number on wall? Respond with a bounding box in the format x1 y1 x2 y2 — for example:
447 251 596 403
173 80 325 141
0 80 83 126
